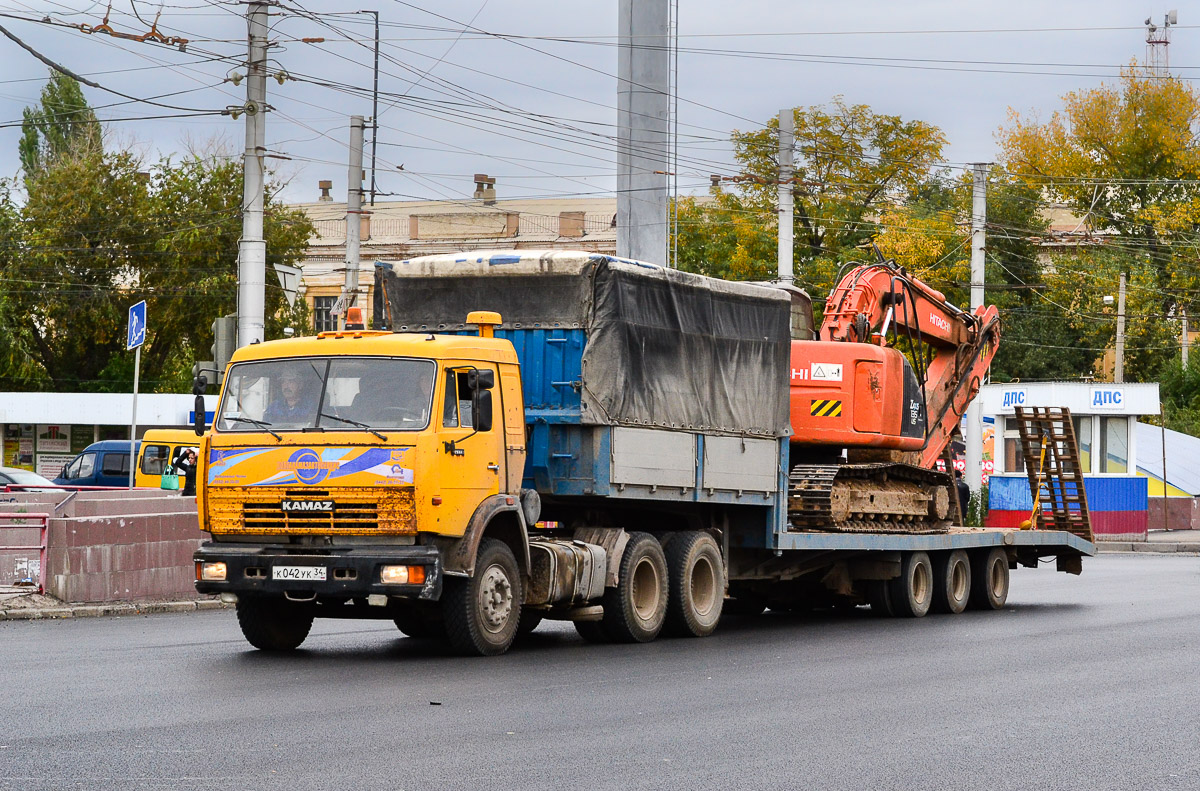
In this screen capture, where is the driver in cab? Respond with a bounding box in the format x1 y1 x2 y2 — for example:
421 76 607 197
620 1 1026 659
264 370 319 424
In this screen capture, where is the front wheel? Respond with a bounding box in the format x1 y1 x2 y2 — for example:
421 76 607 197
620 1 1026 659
443 538 523 656
236 597 314 651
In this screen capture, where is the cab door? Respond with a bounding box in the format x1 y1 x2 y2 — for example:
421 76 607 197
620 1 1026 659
434 363 505 536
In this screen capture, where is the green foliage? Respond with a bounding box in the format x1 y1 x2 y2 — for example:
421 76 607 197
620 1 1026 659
674 97 947 305
19 70 101 180
0 74 315 394
1155 357 1200 437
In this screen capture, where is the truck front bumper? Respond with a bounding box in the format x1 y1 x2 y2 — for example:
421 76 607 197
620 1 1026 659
193 542 443 601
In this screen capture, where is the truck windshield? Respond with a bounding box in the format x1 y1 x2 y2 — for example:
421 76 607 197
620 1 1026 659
216 357 436 433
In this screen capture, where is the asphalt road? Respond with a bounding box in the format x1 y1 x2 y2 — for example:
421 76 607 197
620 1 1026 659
1 554 1197 791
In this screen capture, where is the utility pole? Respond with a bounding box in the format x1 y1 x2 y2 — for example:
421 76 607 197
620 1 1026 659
342 115 365 330
777 109 794 284
1182 306 1189 367
616 0 669 266
964 163 988 501
1115 272 1127 383
237 1 269 348
359 9 380 206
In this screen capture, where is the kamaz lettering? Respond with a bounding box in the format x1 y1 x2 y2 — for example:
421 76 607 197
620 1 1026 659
281 500 335 512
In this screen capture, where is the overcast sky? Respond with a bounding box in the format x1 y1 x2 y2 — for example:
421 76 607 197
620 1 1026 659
0 1 1192 205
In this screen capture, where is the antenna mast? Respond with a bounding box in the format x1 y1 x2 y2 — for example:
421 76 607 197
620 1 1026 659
1145 10 1177 77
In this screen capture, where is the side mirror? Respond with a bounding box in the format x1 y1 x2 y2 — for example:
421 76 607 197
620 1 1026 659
467 368 494 391
473 389 493 433
193 395 206 436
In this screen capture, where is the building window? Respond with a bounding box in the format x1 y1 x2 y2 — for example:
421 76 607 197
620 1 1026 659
1100 416 1128 473
313 296 337 333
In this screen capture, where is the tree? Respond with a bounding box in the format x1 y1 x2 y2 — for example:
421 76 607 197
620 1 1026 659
998 66 1200 386
18 70 101 179
1 75 314 393
675 97 947 308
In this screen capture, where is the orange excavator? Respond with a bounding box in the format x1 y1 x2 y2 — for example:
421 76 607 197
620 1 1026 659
786 258 1001 533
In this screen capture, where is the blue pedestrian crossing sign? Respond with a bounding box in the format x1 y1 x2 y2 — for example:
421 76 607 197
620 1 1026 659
127 300 147 350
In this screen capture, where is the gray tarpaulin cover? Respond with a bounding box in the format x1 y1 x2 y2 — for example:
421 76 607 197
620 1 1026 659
373 250 791 437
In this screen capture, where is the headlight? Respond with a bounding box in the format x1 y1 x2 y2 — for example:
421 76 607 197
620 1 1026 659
197 561 227 581
380 565 426 585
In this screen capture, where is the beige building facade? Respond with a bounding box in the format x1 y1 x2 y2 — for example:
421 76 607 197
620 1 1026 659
292 185 617 332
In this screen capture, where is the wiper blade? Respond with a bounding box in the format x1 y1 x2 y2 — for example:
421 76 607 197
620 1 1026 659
227 416 282 441
320 412 388 441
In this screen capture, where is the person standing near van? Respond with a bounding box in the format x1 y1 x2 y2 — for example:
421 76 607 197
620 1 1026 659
175 448 198 496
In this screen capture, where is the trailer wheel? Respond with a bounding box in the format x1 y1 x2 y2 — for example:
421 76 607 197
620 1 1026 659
932 550 971 614
664 531 725 638
600 531 668 643
867 580 893 616
443 538 522 656
969 548 1010 610
887 551 933 618
236 597 314 651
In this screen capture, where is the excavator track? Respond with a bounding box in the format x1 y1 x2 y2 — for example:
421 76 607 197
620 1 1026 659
787 463 953 534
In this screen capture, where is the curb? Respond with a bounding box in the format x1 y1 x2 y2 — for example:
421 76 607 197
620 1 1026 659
0 598 233 621
1097 542 1200 554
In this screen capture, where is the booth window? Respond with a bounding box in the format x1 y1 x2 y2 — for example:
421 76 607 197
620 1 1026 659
1073 416 1092 473
1002 417 1025 474
1100 416 1128 473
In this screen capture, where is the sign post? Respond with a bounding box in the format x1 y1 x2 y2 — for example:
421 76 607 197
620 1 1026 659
127 301 147 489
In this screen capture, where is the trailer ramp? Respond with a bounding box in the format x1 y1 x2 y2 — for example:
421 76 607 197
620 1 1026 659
1013 406 1093 543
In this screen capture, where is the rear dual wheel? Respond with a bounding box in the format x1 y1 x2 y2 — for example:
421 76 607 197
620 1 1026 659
969 548 1010 610
932 550 971 614
888 551 933 618
664 531 724 638
574 532 669 644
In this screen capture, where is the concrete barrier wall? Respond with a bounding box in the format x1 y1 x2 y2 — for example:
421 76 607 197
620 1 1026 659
1148 497 1200 532
0 491 206 604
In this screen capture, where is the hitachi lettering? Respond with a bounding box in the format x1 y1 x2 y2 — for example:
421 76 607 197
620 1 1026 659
1002 390 1026 408
929 313 951 331
281 500 335 512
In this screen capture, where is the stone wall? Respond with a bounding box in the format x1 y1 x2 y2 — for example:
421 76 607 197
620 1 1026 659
0 491 204 603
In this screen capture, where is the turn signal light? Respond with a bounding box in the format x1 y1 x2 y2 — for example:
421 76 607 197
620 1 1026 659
380 565 426 585
197 561 227 581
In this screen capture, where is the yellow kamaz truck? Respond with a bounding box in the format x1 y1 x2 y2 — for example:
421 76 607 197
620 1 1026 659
193 251 1093 656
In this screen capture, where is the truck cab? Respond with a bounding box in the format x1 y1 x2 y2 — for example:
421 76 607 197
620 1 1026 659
194 314 532 654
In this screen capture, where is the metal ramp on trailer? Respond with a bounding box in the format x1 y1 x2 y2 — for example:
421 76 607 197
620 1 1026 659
1013 406 1093 543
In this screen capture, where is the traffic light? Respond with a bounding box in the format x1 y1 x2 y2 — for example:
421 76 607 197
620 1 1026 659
211 316 236 385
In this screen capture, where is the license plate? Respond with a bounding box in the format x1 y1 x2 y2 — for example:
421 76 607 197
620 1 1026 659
272 565 327 582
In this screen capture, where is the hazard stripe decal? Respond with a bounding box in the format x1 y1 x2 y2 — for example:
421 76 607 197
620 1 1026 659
810 399 843 417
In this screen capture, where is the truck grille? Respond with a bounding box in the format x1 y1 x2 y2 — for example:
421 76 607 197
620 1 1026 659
206 487 417 536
